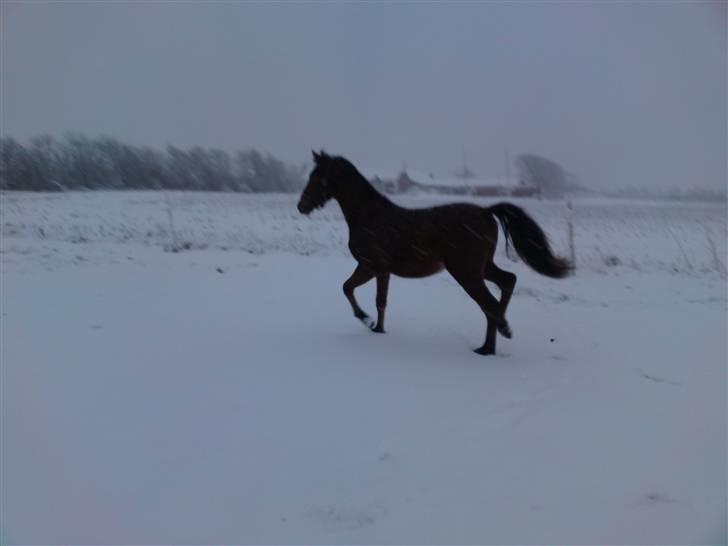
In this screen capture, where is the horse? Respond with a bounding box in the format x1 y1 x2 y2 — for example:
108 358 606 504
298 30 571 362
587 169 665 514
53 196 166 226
297 150 572 355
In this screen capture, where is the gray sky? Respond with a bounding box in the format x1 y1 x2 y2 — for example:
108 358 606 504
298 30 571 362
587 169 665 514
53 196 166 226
2 1 725 190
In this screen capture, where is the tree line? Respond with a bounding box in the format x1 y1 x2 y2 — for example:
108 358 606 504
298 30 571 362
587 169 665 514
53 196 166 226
0 134 306 192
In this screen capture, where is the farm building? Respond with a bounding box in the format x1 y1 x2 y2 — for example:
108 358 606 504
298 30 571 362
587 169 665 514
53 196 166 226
364 168 540 198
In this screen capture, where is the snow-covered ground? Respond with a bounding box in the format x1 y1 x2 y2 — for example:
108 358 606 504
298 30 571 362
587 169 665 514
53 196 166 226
2 191 726 274
2 191 726 544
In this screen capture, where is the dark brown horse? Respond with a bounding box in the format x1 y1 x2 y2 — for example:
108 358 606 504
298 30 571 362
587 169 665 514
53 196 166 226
297 150 572 355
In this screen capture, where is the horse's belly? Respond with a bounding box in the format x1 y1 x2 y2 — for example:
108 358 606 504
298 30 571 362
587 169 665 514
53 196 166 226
392 260 445 278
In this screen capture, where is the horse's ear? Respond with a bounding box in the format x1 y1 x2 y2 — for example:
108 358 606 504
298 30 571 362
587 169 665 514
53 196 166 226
312 149 320 162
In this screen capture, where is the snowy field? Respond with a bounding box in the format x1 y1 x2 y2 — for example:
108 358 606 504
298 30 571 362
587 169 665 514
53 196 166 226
2 191 726 544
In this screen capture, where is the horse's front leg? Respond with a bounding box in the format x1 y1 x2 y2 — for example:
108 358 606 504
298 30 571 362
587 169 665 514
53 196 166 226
372 273 390 333
343 264 375 328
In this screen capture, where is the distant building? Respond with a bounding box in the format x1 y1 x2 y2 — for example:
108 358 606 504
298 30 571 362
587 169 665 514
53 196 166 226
364 168 540 198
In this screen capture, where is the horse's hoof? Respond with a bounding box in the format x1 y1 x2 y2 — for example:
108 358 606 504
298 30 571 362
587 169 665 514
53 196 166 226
474 346 496 356
370 325 385 334
359 316 376 329
497 320 513 339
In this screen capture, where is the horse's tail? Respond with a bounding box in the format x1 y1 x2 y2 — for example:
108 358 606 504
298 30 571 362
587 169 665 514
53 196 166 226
488 202 573 279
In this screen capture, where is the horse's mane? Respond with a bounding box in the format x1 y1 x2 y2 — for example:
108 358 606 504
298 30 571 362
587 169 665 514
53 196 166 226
318 152 391 203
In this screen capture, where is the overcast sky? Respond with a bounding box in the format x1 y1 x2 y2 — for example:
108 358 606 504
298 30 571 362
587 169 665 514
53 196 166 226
2 1 725 190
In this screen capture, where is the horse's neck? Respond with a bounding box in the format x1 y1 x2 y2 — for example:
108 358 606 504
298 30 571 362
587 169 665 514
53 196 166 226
335 175 391 227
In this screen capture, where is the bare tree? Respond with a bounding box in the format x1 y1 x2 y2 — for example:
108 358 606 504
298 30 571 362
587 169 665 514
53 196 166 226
515 154 570 199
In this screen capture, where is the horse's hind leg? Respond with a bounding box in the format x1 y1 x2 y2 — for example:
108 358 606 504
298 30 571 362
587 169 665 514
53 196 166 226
484 262 516 339
343 264 375 328
372 273 390 333
447 265 503 355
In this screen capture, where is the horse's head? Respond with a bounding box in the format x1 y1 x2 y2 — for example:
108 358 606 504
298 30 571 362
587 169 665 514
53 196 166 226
298 150 335 215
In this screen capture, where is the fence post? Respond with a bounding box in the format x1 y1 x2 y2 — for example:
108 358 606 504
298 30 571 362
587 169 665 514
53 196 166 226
164 191 180 251
566 200 576 270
